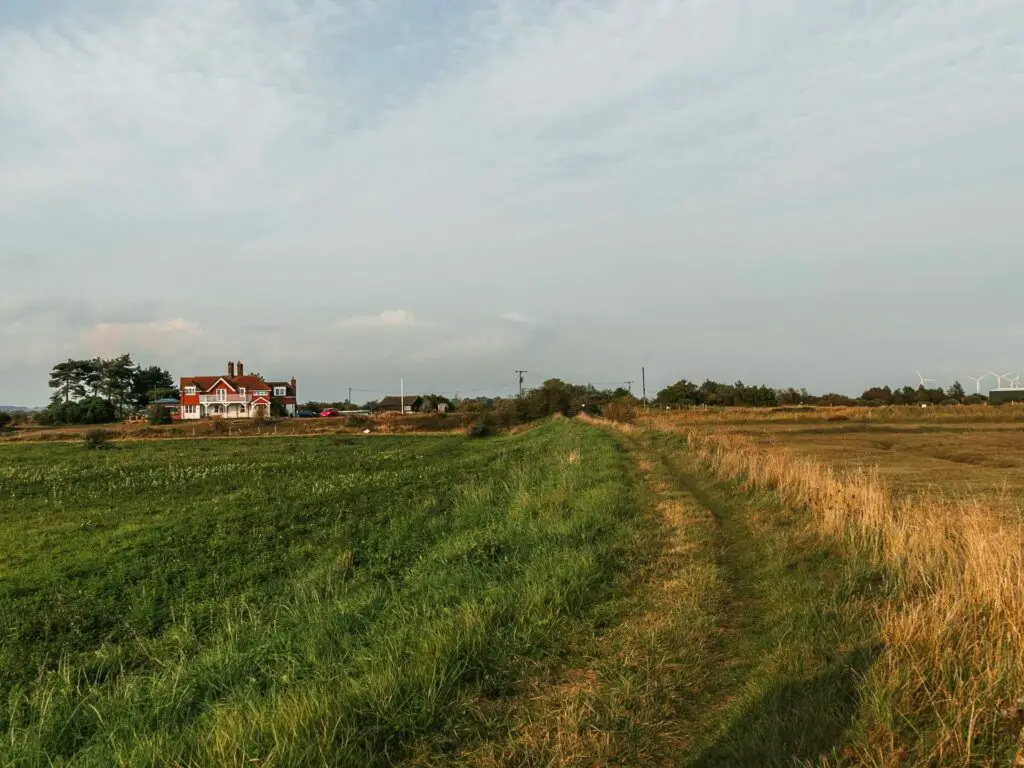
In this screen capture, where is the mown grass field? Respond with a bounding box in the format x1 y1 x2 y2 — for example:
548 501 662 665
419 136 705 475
0 422 655 766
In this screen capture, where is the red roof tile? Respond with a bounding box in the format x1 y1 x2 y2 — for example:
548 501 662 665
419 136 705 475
180 375 270 393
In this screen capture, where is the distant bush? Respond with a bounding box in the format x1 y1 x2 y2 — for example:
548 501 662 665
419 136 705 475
0 412 11 431
603 397 638 424
83 429 113 450
466 412 497 438
210 419 228 434
344 415 371 428
38 397 116 426
493 400 522 428
147 404 172 425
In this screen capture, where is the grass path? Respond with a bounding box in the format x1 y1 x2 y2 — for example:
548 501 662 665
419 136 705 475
484 425 883 766
638 429 880 766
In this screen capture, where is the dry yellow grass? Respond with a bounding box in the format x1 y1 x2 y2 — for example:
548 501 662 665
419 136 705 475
677 426 1024 764
648 408 1024 504
647 404 1024 425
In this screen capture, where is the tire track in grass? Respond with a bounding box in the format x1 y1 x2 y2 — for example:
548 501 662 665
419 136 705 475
627 428 882 767
469 424 882 766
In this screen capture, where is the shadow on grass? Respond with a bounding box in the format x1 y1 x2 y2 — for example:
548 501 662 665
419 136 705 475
690 645 879 768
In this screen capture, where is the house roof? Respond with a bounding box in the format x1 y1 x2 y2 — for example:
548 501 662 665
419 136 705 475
180 375 270 393
378 395 421 407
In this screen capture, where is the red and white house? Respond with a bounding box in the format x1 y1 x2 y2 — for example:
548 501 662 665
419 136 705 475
178 361 297 419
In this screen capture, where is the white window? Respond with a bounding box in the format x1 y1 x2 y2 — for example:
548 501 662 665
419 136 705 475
239 388 246 397
274 386 287 397
217 389 227 401
185 386 196 395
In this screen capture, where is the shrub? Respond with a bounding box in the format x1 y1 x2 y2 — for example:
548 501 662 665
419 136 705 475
147 404 172 425
466 412 497 438
604 397 638 424
210 419 228 434
344 415 371 428
38 397 116 426
83 429 113 450
0 412 11 431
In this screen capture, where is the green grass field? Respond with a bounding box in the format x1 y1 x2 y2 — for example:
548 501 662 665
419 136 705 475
5 416 1015 766
0 423 654 766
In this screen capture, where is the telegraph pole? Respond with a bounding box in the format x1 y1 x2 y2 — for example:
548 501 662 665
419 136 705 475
641 367 647 409
348 387 352 404
514 370 528 397
625 380 634 395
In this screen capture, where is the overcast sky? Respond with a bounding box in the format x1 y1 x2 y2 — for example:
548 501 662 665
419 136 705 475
2 0 1023 404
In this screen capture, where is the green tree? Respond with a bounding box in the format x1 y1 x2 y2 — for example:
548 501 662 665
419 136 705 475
100 354 136 417
48 360 86 404
656 379 700 407
860 386 893 405
79 358 103 397
131 365 176 409
946 381 966 401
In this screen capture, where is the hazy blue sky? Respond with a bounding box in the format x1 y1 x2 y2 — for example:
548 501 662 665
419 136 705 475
2 0 1023 404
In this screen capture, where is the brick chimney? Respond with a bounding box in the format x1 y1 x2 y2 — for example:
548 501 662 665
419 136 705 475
227 361 235 377
237 361 244 376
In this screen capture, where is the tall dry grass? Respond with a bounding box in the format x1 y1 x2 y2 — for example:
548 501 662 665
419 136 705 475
647 404 1024 425
681 428 1024 763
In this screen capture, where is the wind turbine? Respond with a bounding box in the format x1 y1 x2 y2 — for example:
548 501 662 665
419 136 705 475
987 370 1011 387
967 373 990 394
1010 375 1021 389
915 370 935 389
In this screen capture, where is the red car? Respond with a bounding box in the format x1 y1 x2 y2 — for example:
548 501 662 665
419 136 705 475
320 408 341 417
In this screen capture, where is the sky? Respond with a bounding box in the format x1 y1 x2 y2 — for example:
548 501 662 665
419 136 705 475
2 0 1023 404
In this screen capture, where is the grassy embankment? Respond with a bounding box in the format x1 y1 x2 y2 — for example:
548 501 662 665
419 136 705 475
0 422 654 766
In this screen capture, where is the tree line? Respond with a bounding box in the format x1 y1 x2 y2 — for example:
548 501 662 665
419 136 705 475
653 378 981 408
41 355 176 425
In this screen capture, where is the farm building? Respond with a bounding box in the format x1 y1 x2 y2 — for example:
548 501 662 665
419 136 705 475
376 395 423 413
988 388 1024 405
178 361 297 419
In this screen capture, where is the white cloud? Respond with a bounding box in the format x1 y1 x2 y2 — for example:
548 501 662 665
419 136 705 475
335 309 419 331
82 317 205 357
148 318 203 335
499 312 533 324
2 0 1024 403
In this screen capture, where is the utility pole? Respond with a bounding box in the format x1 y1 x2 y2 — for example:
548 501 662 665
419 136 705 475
348 387 352 404
400 377 404 414
514 370 528 397
642 367 647 410
625 380 634 395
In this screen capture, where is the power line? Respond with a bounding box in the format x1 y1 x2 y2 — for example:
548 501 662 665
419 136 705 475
514 370 528 397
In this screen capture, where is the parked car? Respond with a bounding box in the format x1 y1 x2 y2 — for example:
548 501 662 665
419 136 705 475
296 410 319 418
320 408 341 417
